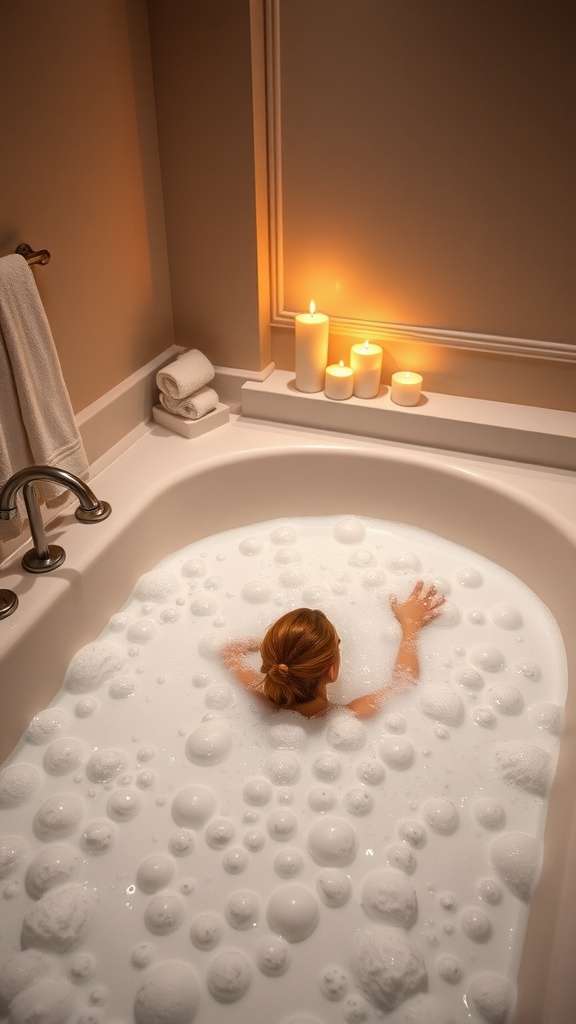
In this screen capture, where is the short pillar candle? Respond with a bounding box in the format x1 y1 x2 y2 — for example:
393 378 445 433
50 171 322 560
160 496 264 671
391 371 423 406
295 301 329 393
349 340 383 398
325 360 354 400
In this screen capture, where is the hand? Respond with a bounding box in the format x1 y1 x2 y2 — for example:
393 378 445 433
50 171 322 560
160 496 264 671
389 580 445 631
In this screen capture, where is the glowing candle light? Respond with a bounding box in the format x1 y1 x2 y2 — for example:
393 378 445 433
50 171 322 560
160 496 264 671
349 340 383 399
294 301 329 393
324 359 354 400
391 371 423 406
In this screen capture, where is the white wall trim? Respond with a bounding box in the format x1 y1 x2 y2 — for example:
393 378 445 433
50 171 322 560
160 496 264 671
264 0 576 365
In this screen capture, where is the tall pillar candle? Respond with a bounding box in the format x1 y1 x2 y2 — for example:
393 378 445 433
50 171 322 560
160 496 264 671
350 340 383 398
295 301 329 393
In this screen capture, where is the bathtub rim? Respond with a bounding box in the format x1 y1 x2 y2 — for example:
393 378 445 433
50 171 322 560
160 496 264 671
1 421 576 1023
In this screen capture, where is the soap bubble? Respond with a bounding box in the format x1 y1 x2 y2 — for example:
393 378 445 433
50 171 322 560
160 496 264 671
361 870 418 927
379 736 415 771
491 832 541 902
33 794 84 841
491 604 523 630
134 961 200 1023
206 951 252 1002
225 889 260 930
86 749 128 784
267 809 298 841
256 936 290 976
241 580 273 604
461 906 492 942
422 799 459 836
189 912 223 950
264 752 301 785
0 836 27 879
185 722 232 765
21 883 95 952
316 869 352 907
65 641 125 693
312 752 342 781
470 646 505 673
25 845 80 898
274 849 304 878
351 926 427 1011
333 519 365 544
144 893 184 935
455 567 483 587
267 884 320 942
271 524 298 545
26 709 67 745
319 966 348 1000
136 855 174 893
327 715 366 751
0 763 41 806
243 777 273 805
307 818 358 866
106 790 140 822
81 820 116 855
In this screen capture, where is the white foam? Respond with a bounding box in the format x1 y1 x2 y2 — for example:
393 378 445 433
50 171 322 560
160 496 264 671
0 514 566 1023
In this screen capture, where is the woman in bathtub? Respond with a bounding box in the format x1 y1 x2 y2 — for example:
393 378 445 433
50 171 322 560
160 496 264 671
221 580 444 719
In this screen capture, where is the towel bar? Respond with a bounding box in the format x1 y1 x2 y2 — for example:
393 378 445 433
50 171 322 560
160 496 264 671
15 242 51 266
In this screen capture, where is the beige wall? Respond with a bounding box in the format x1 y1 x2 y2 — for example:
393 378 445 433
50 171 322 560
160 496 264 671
0 0 173 412
147 0 270 372
1 1 574 416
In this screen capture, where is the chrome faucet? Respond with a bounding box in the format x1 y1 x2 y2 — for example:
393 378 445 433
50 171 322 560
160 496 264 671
0 465 111 577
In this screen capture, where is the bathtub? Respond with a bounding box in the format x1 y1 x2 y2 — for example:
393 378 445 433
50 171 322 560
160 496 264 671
1 413 576 1023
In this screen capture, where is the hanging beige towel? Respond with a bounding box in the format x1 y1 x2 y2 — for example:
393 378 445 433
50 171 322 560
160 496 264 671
156 348 215 401
0 254 89 538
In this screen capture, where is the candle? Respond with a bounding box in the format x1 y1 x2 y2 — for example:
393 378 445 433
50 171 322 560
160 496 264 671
294 300 329 393
391 371 423 406
349 340 383 398
325 360 354 400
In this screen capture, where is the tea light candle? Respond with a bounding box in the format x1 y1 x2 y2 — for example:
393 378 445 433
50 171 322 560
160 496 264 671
350 340 383 398
325 360 354 400
295 301 329 393
391 371 423 406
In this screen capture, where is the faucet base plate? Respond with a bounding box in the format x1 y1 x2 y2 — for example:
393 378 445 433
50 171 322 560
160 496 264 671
22 544 66 574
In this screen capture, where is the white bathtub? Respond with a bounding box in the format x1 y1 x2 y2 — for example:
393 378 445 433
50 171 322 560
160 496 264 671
1 414 576 1023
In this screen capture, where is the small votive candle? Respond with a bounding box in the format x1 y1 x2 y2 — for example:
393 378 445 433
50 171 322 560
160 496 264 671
350 340 383 398
325 360 354 400
295 300 330 393
391 371 423 406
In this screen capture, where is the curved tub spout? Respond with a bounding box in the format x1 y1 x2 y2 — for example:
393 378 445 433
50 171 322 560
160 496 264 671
0 465 111 574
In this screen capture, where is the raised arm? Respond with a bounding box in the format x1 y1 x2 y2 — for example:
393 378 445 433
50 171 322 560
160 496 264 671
343 581 444 718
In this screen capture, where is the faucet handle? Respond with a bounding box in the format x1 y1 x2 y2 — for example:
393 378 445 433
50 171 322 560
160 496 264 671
0 589 18 619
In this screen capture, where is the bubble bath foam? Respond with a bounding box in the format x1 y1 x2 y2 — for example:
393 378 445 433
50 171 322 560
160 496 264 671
0 517 566 1024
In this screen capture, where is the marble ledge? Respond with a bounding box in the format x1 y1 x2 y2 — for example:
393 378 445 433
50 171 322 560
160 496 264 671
241 369 576 471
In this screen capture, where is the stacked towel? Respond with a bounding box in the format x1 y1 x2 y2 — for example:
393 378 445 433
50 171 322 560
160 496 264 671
156 349 218 420
0 254 89 538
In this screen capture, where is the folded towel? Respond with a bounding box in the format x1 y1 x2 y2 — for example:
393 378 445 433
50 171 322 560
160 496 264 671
0 255 89 539
156 349 215 401
159 386 218 420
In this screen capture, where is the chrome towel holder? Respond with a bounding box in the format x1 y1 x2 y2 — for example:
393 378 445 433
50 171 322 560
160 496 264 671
15 242 51 266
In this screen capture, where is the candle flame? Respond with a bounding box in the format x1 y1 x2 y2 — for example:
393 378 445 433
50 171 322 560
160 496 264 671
363 339 370 351
338 360 344 368
309 300 316 316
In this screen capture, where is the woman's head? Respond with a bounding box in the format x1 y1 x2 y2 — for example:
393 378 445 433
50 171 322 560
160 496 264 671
260 608 339 708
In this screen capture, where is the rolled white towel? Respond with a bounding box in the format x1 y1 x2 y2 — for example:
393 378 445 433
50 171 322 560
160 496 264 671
156 349 214 401
159 386 218 420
